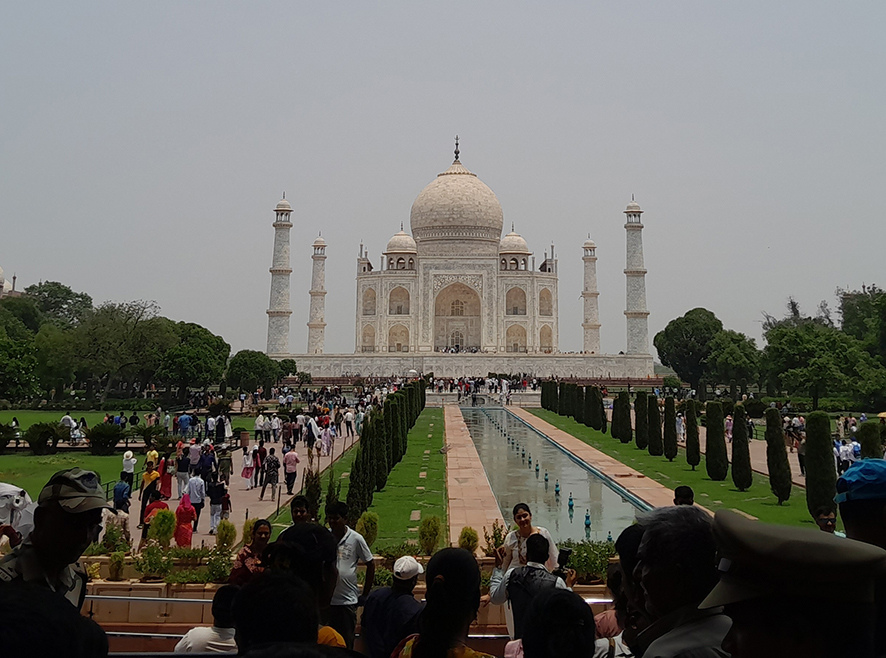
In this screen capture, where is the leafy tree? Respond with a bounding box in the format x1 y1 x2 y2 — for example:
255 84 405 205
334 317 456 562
647 397 663 456
685 400 700 470
705 330 759 387
805 411 836 517
0 296 44 333
0 306 32 342
323 467 341 523
34 324 77 399
838 284 886 365
158 323 229 398
653 308 723 389
634 391 648 450
705 402 728 481
731 404 753 491
278 358 299 378
859 421 883 460
226 350 281 392
24 280 93 327
765 408 793 504
0 335 38 399
663 397 677 461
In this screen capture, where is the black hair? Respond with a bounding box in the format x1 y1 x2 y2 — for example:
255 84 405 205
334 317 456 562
413 548 481 658
328 500 348 519
614 523 645 587
813 505 837 518
290 495 309 509
674 485 694 500
522 588 596 658
149 490 162 501
526 533 550 564
269 523 338 596
839 498 886 524
269 447 275 455
512 503 531 518
211 584 239 628
232 572 317 651
252 519 272 537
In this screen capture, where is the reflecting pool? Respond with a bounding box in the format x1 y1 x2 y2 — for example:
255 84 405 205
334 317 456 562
462 407 646 544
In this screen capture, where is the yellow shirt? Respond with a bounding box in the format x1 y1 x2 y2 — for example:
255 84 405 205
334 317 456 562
395 636 495 658
142 471 160 488
318 625 345 647
146 449 159 466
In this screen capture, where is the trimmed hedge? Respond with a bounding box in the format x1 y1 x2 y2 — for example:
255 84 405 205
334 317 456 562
647 397 663 456
731 404 753 492
685 400 700 471
805 411 836 517
663 397 677 461
705 402 728 481
765 408 793 505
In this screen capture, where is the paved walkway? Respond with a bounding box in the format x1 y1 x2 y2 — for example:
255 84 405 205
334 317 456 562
444 405 506 545
129 432 358 548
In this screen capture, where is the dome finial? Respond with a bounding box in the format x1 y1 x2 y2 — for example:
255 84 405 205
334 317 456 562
283 191 285 199
454 135 460 161
400 221 404 231
511 222 515 232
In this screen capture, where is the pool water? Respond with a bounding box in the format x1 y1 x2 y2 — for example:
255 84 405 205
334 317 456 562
461 407 645 544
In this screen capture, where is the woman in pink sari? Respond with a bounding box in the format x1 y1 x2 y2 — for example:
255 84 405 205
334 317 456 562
174 494 196 548
158 453 173 499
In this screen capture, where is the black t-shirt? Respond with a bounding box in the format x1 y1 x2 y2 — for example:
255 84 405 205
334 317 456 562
361 587 423 658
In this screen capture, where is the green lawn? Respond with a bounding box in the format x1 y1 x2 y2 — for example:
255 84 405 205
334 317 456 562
0 411 112 431
530 409 817 528
0 454 125 499
272 408 447 547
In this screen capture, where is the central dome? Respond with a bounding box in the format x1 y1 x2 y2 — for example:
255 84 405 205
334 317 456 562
409 158 504 255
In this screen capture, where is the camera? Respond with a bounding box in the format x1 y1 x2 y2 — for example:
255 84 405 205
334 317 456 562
552 547 572 580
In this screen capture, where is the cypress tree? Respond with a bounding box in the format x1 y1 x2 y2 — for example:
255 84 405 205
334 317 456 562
376 410 391 491
551 382 559 413
805 411 836 517
399 395 409 462
685 400 700 470
705 402 729 480
731 404 753 491
345 447 365 518
599 390 607 434
859 421 883 460
765 407 793 505
647 396 663 456
574 386 585 425
587 387 600 430
634 391 649 450
583 386 594 427
618 391 632 444
541 382 548 410
558 382 567 416
663 397 678 460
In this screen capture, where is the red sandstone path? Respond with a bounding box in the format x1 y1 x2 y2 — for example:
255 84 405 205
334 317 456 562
129 432 358 548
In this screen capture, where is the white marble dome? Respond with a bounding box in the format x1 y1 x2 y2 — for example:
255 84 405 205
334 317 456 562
410 159 504 254
583 236 596 249
313 236 326 247
625 200 642 213
499 230 530 254
385 229 417 254
276 198 291 211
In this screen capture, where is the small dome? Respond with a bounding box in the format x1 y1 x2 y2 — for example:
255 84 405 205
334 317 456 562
583 236 596 249
499 231 530 254
313 236 326 247
276 198 291 211
2 279 10 293
625 200 642 213
385 230 417 254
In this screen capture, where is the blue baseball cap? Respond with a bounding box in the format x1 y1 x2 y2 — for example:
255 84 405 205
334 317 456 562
835 460 886 504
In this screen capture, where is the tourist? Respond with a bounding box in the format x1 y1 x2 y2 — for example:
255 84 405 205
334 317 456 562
633 506 728 656
187 471 206 532
199 444 216 482
259 447 281 501
174 494 196 548
139 490 169 552
145 445 159 472
812 506 842 535
675 413 685 443
176 450 190 498
257 440 268 488
271 413 281 443
232 572 319 652
392 548 494 658
489 533 575 639
179 412 191 438
725 415 733 443
327 500 375 649
290 494 312 524
283 445 300 495
0 468 109 608
157 452 173 499
520 589 598 658
703 509 886 658
175 584 238 654
254 413 265 442
207 475 226 535
501 503 558 571
241 446 255 490
230 519 271 587
594 563 626 639
137 462 160 528
270 522 347 647
362 555 425 658
344 408 355 437
112 472 131 513
262 415 272 443
673 485 694 506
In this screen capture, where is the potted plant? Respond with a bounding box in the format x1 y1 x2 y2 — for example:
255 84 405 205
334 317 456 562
109 551 126 581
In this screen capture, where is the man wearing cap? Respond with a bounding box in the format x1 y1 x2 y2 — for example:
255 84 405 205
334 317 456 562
361 555 425 658
0 468 112 609
703 509 886 658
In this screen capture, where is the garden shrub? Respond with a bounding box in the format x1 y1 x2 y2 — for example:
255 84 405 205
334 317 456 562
634 392 648 451
108 551 126 581
483 519 507 557
86 423 123 455
419 515 443 556
574 387 585 425
743 398 766 418
241 518 258 547
0 423 15 452
617 392 632 444
458 526 479 554
303 468 322 521
685 400 700 470
731 404 753 492
376 541 420 563
24 422 66 455
165 568 210 584
134 542 173 580
558 539 617 583
663 397 678 461
705 402 728 481
647 397 663 456
859 421 882 459
147 509 176 548
216 519 237 551
207 545 233 583
356 511 379 547
765 408 792 505
805 411 836 517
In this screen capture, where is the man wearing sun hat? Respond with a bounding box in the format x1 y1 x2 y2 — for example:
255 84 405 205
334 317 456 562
361 555 425 658
0 468 113 609
700 509 886 658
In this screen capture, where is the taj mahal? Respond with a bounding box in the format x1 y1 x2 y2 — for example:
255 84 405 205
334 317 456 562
264 140 654 380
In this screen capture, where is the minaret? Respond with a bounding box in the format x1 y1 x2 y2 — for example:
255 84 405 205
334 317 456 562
624 198 649 354
266 195 293 356
582 235 601 353
307 235 327 354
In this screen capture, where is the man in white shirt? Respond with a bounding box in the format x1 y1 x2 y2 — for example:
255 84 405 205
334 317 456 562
327 500 375 649
253 414 265 442
271 414 281 443
187 473 206 532
174 584 237 654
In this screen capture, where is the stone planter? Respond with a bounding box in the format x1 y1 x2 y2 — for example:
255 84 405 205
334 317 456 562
167 583 210 625
129 581 169 623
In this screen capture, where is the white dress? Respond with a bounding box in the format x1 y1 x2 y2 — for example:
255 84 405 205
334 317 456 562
503 526 559 572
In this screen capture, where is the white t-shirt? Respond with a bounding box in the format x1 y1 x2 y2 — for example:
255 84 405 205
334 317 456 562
123 457 138 473
173 626 236 653
503 526 559 572
331 527 373 606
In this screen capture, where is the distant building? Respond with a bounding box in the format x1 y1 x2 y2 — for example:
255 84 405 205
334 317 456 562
0 265 21 299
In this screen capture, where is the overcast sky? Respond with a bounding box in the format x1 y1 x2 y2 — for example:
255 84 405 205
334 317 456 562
2 2 883 359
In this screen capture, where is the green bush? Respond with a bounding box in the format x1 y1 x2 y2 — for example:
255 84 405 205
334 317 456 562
0 423 15 452
216 519 237 551
376 541 420 562
574 387 585 425
108 551 126 581
634 392 648 451
147 509 176 548
617 392 632 444
765 408 792 505
663 397 678 461
482 520 507 557
357 565 393 588
242 518 258 547
805 411 837 518
599 392 607 434
168 546 211 562
418 515 443 556
134 543 173 579
558 539 617 582
356 512 379 548
859 421 883 459
731 404 753 492
685 400 700 471
129 424 165 449
647 397 663 456
84 522 131 556
705 402 728 481
303 467 322 521
165 568 210 584
24 422 66 455
743 398 766 418
208 399 233 417
86 423 123 455
206 545 233 583
458 526 480 554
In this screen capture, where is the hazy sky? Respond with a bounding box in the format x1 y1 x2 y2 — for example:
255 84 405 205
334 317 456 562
2 3 883 359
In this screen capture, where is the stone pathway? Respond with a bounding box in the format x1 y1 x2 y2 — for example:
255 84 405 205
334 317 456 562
444 405 506 544
130 433 358 548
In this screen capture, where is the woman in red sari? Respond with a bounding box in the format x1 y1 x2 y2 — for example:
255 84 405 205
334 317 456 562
229 519 271 587
158 452 173 500
174 494 196 548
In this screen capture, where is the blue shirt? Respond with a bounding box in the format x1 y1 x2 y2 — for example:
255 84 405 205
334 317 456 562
113 481 131 506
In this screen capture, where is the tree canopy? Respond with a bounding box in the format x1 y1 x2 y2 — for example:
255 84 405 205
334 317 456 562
653 308 723 388
24 281 93 327
226 350 282 392
705 329 759 385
